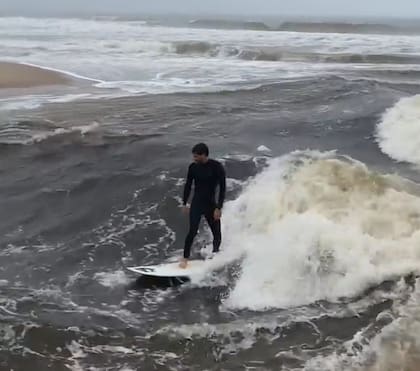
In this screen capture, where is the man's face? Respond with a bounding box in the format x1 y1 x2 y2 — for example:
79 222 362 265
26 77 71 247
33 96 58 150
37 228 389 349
193 153 207 164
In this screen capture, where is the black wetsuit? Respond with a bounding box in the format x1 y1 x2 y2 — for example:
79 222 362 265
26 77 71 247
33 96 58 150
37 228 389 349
182 159 226 259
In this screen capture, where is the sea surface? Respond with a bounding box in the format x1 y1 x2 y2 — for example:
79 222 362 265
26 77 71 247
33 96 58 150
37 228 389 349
1 16 420 371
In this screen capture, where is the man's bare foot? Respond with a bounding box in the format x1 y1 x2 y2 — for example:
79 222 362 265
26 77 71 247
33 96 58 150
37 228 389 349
179 258 188 269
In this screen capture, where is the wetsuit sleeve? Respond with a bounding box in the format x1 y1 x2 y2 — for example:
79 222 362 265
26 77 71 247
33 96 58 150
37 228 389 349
183 164 194 205
217 163 226 209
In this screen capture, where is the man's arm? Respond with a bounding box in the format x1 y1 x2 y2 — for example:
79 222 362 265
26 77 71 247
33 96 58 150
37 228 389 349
216 163 226 209
183 164 194 206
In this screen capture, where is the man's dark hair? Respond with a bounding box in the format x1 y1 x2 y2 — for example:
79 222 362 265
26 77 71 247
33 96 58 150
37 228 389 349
192 143 209 156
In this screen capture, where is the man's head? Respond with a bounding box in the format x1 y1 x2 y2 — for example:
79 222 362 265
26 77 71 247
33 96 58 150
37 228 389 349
192 143 209 163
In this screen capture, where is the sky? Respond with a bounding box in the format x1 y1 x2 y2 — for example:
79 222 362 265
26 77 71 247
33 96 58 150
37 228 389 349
1 0 420 18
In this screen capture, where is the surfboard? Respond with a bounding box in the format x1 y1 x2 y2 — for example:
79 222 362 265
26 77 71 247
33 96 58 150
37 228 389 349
127 259 208 278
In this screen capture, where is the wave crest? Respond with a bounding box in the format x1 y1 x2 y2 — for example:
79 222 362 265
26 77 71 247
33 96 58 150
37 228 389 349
219 152 420 310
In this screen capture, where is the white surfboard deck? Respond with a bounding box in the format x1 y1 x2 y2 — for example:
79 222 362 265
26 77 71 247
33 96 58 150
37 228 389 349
127 259 208 278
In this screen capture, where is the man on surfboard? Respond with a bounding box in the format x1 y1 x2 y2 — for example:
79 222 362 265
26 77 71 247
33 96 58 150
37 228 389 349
180 143 226 269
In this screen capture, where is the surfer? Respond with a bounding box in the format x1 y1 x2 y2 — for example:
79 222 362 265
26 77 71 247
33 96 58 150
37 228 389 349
180 143 226 269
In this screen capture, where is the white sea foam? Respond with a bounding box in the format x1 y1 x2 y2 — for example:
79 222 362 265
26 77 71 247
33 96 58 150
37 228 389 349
210 151 420 310
30 122 100 143
376 94 420 166
94 270 130 288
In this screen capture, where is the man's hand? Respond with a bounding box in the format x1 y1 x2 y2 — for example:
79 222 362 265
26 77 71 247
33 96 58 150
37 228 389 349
182 205 190 215
214 208 222 221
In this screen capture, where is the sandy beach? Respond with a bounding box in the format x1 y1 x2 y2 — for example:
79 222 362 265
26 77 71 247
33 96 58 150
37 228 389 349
0 61 70 89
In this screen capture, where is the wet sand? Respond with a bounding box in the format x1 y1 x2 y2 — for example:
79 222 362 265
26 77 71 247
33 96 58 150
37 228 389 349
0 61 70 89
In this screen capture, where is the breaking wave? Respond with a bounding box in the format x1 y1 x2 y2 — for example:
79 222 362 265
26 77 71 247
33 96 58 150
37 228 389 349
189 19 420 35
171 42 420 64
218 151 420 310
376 95 420 166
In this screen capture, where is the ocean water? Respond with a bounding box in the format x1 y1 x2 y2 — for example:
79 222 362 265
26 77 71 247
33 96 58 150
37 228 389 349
1 16 420 371
2 16 420 113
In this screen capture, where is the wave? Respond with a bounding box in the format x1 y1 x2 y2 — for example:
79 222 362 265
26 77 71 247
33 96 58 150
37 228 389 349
188 19 420 35
357 280 420 371
31 122 100 143
171 41 420 65
188 19 270 31
216 151 420 310
0 121 99 145
171 41 222 56
277 21 420 35
238 50 420 65
376 95 420 166
303 278 420 371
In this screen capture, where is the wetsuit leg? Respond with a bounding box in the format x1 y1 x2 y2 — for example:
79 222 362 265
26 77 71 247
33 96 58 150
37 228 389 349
183 203 202 259
204 206 221 253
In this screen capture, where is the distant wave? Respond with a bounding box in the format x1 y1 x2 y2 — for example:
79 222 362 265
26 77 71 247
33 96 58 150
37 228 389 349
171 41 222 56
171 42 420 64
277 22 420 35
4 16 420 35
189 19 270 31
189 19 420 35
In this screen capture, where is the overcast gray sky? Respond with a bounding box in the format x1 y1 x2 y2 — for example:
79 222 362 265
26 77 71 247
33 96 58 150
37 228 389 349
1 0 420 18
